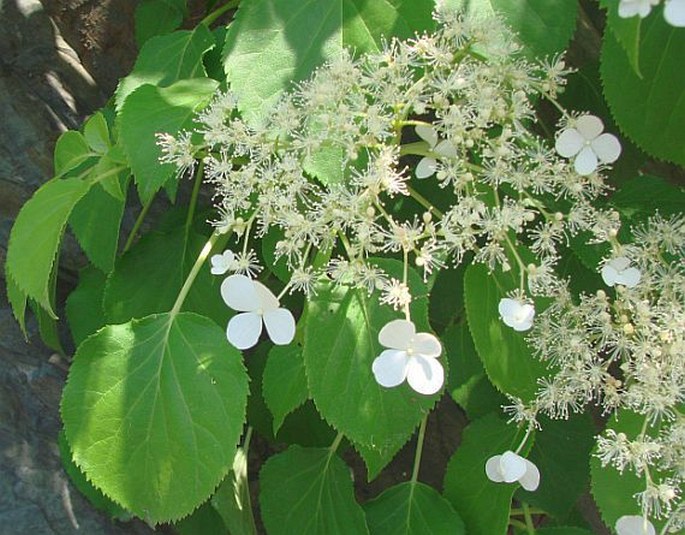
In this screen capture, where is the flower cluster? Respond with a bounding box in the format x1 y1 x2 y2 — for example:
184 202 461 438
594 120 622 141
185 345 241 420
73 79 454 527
520 215 685 528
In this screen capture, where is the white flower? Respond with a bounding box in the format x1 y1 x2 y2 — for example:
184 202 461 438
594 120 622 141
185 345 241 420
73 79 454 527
415 124 457 179
485 450 540 491
555 115 622 175
210 249 235 275
601 257 641 288
221 274 295 350
618 0 659 19
371 319 444 395
615 515 656 535
665 0 685 26
499 298 535 332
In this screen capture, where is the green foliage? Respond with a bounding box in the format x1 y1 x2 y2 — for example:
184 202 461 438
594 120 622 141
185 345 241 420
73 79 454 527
601 0 642 76
61 312 249 523
222 0 435 121
262 344 309 434
134 0 186 47
210 445 258 535
118 78 218 203
464 262 549 402
601 9 685 165
303 262 436 455
66 266 108 347
363 482 465 535
517 414 596 520
54 130 96 177
443 414 532 535
536 528 594 535
259 445 369 535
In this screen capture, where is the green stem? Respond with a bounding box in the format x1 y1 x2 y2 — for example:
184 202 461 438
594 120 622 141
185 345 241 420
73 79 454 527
201 0 239 26
170 233 219 316
510 507 545 516
522 502 536 534
509 518 528 530
185 161 205 242
329 432 344 454
407 186 444 218
410 416 428 484
123 198 153 253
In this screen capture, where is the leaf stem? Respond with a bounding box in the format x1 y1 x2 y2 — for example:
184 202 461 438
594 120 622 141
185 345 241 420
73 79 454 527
329 432 344 454
123 198 153 253
407 186 444 218
522 502 536 534
184 160 205 243
201 0 239 26
410 415 428 484
171 233 219 316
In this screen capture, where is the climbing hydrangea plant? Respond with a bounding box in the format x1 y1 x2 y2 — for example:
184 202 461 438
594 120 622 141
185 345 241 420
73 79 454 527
4 0 684 533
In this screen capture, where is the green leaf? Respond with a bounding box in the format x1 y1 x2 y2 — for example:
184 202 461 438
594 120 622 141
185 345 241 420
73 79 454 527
30 297 64 354
69 181 126 273
5 176 92 317
5 273 27 334
134 0 186 47
54 131 94 176
116 24 214 108
443 414 531 535
464 262 549 402
352 439 405 482
61 312 249 524
600 0 642 77
103 227 228 327
601 10 685 165
223 0 435 121
262 344 309 434
259 445 369 535
609 175 685 223
443 320 506 419
92 147 129 201
536 528 594 535
210 444 258 535
449 0 577 57
118 78 218 204
303 261 437 452
364 481 465 535
66 265 108 347
58 431 128 519
517 413 595 520
174 502 226 535
590 410 667 533
83 112 111 153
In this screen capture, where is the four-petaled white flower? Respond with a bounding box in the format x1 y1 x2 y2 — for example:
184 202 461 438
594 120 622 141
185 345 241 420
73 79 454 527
618 0 659 19
601 257 641 288
221 274 296 350
371 319 444 395
415 125 457 179
665 0 685 26
210 249 235 275
485 450 540 491
499 298 535 332
615 515 656 535
555 114 621 176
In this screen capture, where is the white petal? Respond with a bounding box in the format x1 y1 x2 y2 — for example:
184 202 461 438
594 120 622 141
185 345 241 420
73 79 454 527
415 124 438 147
210 250 234 275
406 355 444 395
498 298 519 318
575 114 604 140
591 133 622 163
221 274 259 311
519 459 540 491
378 319 415 350
372 349 410 388
485 455 504 482
555 128 584 157
601 265 619 286
253 280 280 311
263 308 296 345
500 451 527 482
416 157 438 179
615 515 656 535
618 1 644 18
610 256 632 271
227 312 262 350
412 333 442 358
435 140 457 158
574 145 598 176
665 0 685 26
615 267 641 288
